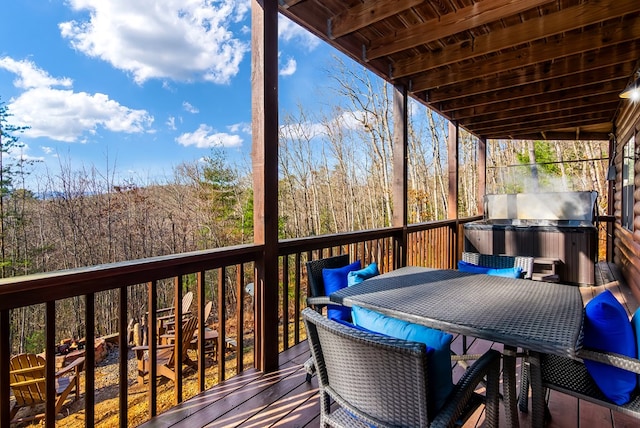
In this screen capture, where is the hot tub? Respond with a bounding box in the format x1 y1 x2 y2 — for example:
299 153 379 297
463 191 598 285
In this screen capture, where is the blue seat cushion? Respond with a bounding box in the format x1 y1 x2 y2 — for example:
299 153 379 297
458 260 522 278
347 263 380 286
583 289 637 405
322 260 362 321
351 306 453 411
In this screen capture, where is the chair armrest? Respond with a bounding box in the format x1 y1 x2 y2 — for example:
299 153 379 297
132 344 174 352
577 348 640 374
57 356 85 376
433 349 501 427
306 296 331 307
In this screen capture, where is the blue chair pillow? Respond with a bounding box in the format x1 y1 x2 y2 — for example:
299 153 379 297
632 307 640 385
351 306 453 411
347 263 379 286
322 260 361 321
458 260 522 278
583 290 637 405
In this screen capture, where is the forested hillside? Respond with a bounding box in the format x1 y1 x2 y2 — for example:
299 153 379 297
1 64 610 353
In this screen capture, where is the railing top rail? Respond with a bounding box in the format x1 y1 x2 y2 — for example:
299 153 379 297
0 244 261 310
276 218 481 255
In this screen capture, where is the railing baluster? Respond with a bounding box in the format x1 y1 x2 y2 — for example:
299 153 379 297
294 253 301 345
236 265 244 372
119 286 128 428
282 255 289 350
85 292 95 427
174 276 183 404
197 270 206 392
148 280 158 416
45 301 55 428
217 268 225 381
1 309 9 427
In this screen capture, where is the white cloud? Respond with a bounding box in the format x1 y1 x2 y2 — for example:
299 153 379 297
279 121 325 140
0 57 73 90
278 15 321 51
7 144 45 162
227 122 251 134
60 0 250 85
337 110 368 130
166 116 177 130
279 57 297 76
280 110 369 140
0 57 154 142
176 124 242 148
182 101 199 114
41 146 54 155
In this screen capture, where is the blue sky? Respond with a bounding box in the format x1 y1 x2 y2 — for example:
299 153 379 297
0 0 338 188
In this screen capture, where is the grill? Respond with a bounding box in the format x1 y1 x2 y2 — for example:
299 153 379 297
464 191 598 285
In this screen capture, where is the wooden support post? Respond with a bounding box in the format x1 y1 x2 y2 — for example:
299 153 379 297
392 84 408 269
478 137 486 215
448 121 460 265
251 0 279 372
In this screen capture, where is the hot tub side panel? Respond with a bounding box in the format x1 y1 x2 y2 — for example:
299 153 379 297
463 224 596 285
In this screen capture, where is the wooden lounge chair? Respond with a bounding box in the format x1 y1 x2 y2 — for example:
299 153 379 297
189 301 218 361
133 316 198 385
302 308 501 427
157 291 194 334
9 353 85 424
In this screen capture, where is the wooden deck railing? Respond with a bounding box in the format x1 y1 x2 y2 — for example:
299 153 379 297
0 217 479 427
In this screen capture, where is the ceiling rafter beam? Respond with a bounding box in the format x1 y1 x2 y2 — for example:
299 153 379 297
465 99 620 129
490 131 611 141
453 93 621 124
424 48 639 105
329 0 425 40
471 110 614 135
392 0 640 79
279 0 306 10
366 0 552 60
410 17 640 92
447 81 625 120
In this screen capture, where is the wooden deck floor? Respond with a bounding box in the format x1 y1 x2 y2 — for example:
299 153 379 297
140 262 639 428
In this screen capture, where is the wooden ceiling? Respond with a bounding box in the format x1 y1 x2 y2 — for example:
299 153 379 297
279 0 640 141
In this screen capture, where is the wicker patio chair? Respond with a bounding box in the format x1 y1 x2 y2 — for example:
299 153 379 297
303 254 351 381
519 349 640 422
302 308 501 427
462 251 534 279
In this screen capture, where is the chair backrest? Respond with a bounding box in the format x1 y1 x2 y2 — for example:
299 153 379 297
305 254 350 298
10 353 47 406
203 300 213 324
167 317 198 368
182 291 194 314
462 251 534 279
303 308 431 427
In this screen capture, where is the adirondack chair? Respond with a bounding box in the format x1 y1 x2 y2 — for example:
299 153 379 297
9 353 85 424
157 291 194 334
134 316 198 385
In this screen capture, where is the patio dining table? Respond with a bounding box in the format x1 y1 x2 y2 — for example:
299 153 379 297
329 266 585 428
